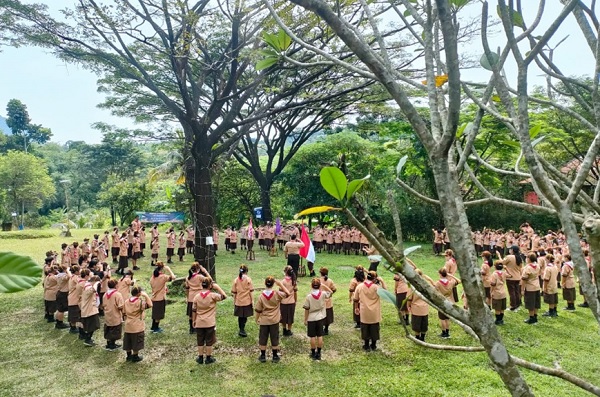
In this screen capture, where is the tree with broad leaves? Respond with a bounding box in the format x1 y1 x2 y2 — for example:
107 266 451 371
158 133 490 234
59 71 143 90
266 0 600 395
4 99 52 153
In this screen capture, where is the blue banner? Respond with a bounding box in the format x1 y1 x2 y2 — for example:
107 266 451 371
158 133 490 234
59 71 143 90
136 212 185 224
253 207 262 220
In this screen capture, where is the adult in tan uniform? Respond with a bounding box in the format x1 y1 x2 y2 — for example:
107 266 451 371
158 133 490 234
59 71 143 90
123 286 153 362
353 271 382 351
149 262 176 333
103 279 125 351
284 235 305 276
496 245 523 311
254 276 290 363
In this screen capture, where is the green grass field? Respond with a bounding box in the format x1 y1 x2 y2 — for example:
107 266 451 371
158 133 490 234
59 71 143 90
0 229 598 397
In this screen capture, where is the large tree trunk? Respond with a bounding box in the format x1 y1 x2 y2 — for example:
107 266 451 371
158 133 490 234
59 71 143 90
259 187 273 223
431 159 534 397
189 152 217 281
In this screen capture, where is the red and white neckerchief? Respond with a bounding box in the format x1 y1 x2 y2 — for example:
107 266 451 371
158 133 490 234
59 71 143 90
129 296 139 303
364 281 374 288
565 261 574 270
495 271 504 278
310 289 322 299
528 263 538 269
262 289 275 300
284 276 291 281
105 289 117 300
439 278 450 286
200 290 211 299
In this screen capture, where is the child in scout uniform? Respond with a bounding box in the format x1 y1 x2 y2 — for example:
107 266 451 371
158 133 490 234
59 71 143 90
490 261 507 325
280 266 297 336
103 279 125 351
231 264 254 337
303 278 333 360
407 269 435 341
185 262 206 334
54 265 70 329
67 265 82 334
80 275 101 347
542 254 559 317
123 286 153 362
434 268 461 338
255 276 291 363
319 267 336 335
192 278 227 364
349 266 366 329
521 252 541 324
117 270 135 300
149 262 176 333
561 254 577 311
394 272 410 325
353 271 382 351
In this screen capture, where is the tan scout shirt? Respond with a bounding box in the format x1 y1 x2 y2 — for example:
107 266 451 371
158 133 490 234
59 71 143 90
103 289 124 327
284 240 305 256
124 296 150 333
80 282 99 318
543 264 559 294
303 290 331 322
521 263 541 291
192 290 224 328
353 281 381 324
255 290 287 325
490 271 507 300
231 275 254 307
150 273 172 301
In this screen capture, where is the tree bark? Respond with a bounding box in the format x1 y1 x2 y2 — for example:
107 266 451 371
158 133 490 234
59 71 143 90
386 189 404 252
259 187 273 223
188 149 217 281
430 159 534 397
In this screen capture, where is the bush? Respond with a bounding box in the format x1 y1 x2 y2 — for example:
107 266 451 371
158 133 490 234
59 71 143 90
0 230 58 239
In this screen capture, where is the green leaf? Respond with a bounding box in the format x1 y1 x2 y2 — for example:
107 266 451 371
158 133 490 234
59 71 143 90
480 52 499 71
347 175 371 199
529 124 541 139
531 135 546 147
403 9 411 17
259 49 278 57
0 252 42 293
450 0 470 7
377 288 398 305
497 5 525 29
404 245 422 256
456 122 473 139
256 56 278 71
396 155 408 176
277 29 292 51
499 140 521 149
263 32 280 51
319 166 347 201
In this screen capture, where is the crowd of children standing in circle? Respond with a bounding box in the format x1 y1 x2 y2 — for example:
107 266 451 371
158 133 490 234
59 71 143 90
40 219 595 364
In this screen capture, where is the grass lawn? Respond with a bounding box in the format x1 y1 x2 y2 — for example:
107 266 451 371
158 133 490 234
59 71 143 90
0 228 598 397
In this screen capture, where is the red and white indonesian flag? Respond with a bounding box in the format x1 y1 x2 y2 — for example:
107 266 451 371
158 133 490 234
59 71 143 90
247 218 254 239
299 224 316 263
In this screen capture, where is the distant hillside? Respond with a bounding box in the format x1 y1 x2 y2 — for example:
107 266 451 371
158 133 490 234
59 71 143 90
0 116 11 135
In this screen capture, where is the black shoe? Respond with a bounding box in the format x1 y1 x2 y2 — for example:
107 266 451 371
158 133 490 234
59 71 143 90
126 354 133 362
564 306 575 311
47 317 56 323
315 351 321 360
310 351 317 360
69 327 78 334
362 344 371 352
189 328 196 335
370 344 377 351
524 317 536 324
494 319 504 325
84 339 96 347
323 329 329 336
354 323 361 329
196 356 204 364
238 330 247 337
205 356 216 364
130 355 143 362
133 266 140 270
578 302 590 308
272 354 280 363
542 311 552 317
258 355 267 363
55 322 69 329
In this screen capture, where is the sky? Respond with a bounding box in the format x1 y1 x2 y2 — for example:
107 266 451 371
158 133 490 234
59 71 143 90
0 1 595 145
